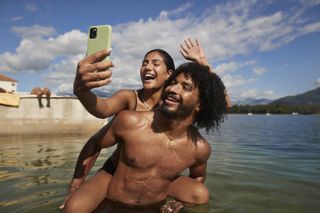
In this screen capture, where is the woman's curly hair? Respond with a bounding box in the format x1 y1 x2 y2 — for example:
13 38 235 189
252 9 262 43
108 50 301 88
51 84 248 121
166 62 228 132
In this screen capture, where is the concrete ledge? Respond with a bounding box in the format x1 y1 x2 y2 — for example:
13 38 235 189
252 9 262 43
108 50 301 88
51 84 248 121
0 97 107 135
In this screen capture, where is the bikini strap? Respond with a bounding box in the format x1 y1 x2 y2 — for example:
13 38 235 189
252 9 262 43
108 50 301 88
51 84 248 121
131 89 138 111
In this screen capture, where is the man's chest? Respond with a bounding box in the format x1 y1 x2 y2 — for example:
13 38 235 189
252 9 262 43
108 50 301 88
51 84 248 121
120 133 197 176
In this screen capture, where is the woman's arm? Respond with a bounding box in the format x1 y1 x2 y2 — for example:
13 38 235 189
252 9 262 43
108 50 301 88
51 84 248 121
74 49 136 118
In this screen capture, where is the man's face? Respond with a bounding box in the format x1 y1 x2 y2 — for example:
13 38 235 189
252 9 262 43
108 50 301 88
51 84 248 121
161 73 200 119
140 51 170 90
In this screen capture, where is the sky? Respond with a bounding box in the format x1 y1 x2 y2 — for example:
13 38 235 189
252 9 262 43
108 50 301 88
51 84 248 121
1 0 320 101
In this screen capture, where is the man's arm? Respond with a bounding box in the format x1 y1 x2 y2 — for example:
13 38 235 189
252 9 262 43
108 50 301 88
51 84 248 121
68 122 113 188
60 118 119 209
188 139 211 183
180 38 232 109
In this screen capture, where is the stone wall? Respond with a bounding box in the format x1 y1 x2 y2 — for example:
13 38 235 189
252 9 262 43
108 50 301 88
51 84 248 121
0 96 107 135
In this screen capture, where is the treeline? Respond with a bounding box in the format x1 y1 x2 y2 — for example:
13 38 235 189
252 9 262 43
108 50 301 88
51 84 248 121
229 104 320 115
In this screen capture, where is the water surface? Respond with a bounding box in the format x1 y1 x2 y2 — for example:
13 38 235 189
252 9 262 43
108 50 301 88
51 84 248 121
0 115 319 212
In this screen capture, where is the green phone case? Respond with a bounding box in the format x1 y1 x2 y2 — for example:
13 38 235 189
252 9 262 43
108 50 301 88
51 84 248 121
87 25 112 61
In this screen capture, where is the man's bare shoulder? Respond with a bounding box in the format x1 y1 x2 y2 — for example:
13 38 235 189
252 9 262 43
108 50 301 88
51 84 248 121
189 127 211 161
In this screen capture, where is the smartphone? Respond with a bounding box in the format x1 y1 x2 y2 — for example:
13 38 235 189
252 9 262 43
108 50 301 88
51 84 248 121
87 25 112 61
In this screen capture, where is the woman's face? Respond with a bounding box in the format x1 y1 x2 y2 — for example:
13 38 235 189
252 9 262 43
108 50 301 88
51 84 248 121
140 51 171 90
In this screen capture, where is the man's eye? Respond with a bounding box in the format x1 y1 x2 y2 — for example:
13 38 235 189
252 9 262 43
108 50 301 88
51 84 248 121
183 84 192 91
154 63 160 67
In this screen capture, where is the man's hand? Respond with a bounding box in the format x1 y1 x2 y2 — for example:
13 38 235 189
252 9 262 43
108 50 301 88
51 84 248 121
74 48 114 95
180 38 208 67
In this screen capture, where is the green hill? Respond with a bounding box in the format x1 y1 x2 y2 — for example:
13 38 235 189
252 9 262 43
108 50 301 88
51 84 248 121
271 87 320 105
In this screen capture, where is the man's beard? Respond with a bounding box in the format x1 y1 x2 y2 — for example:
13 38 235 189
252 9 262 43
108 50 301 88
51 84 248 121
160 102 194 120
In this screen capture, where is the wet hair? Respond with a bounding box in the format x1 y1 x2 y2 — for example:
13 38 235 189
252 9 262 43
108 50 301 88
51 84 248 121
166 62 227 132
144 49 175 72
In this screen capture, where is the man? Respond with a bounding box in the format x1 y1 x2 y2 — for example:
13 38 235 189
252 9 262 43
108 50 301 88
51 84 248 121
64 62 227 212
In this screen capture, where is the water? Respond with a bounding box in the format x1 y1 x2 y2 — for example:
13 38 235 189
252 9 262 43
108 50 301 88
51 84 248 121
1 115 320 212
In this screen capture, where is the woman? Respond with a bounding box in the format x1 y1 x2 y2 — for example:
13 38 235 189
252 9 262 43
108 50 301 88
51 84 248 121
62 38 231 212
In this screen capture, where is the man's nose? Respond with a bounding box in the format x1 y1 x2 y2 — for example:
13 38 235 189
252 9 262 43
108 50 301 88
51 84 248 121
167 83 180 94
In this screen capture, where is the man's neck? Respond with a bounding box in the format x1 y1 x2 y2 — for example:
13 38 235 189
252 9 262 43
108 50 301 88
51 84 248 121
153 110 194 139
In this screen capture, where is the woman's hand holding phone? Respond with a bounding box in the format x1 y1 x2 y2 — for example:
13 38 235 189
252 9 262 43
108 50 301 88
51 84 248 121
73 48 114 94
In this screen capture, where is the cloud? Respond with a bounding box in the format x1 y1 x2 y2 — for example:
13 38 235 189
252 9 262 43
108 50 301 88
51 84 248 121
216 60 256 74
25 3 38 12
222 74 256 89
234 89 276 100
253 67 267 76
10 16 23 21
1 0 320 97
11 25 56 38
46 55 84 94
300 0 320 7
216 62 239 74
0 27 86 72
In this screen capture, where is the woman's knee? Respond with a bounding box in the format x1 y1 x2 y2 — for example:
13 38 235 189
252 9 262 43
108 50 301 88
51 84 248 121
63 194 87 213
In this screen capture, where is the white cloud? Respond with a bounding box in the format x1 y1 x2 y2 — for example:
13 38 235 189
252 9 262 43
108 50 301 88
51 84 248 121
300 0 320 6
253 67 267 76
240 89 258 99
216 60 256 74
216 62 239 74
234 89 276 100
25 3 38 12
11 25 56 38
0 28 86 72
10 16 23 21
46 55 84 94
222 74 256 88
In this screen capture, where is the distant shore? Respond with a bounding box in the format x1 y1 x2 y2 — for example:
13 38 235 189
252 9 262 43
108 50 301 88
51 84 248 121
228 104 320 115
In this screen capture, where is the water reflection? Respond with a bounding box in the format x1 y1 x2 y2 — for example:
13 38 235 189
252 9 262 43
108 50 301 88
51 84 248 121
0 134 97 213
1 115 320 212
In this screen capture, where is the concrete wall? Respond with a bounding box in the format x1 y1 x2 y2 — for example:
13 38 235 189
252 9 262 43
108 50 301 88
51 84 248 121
0 96 107 135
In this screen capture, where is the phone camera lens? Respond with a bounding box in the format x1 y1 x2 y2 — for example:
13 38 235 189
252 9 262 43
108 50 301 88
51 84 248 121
90 27 97 39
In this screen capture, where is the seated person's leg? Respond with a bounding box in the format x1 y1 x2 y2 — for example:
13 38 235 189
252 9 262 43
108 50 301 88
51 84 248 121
168 176 210 204
63 171 112 213
37 95 44 108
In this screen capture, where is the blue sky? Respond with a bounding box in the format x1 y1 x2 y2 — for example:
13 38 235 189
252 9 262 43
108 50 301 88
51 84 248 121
1 0 320 101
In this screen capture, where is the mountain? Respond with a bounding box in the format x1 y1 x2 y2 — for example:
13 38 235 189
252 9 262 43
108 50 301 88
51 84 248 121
271 87 320 105
234 98 272 106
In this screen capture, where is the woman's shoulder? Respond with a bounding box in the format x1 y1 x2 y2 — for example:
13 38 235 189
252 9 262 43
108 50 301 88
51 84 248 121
115 110 152 129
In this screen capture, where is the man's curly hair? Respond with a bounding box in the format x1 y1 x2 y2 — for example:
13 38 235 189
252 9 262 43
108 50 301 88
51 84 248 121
166 62 228 132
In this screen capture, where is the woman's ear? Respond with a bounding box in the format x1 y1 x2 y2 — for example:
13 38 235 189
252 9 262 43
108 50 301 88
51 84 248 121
166 69 173 80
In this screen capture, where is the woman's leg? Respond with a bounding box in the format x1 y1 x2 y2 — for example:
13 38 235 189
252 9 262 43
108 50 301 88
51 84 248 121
168 176 210 204
63 170 112 213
